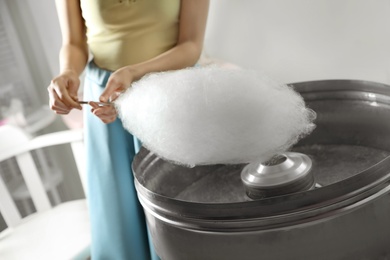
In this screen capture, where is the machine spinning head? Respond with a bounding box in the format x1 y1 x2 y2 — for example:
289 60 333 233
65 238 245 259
241 152 315 199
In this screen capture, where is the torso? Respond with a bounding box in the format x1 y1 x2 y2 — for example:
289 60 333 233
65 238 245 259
80 0 181 71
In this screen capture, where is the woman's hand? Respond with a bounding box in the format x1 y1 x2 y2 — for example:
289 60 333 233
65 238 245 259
92 66 137 124
89 102 118 124
100 66 136 103
48 69 82 114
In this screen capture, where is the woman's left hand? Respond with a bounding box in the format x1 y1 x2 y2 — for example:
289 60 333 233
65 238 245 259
93 66 137 124
102 67 136 102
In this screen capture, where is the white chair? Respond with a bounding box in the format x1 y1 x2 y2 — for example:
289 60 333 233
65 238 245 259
1 105 63 215
0 125 90 260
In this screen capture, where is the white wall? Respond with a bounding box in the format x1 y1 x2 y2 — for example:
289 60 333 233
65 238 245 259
204 0 390 85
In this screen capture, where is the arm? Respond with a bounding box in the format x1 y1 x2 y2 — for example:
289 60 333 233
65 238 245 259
56 0 88 76
99 0 210 103
48 0 88 113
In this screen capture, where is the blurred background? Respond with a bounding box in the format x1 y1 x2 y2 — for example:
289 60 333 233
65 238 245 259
1 0 390 231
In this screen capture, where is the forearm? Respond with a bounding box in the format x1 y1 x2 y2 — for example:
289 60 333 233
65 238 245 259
59 44 88 76
127 41 203 82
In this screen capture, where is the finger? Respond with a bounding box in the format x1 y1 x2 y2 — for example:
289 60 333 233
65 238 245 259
101 114 117 124
67 78 81 101
100 77 128 103
92 108 117 124
93 111 117 119
48 87 72 113
89 102 100 109
91 108 117 120
107 91 123 102
92 106 117 117
89 101 115 110
50 79 82 109
102 117 117 124
54 110 71 115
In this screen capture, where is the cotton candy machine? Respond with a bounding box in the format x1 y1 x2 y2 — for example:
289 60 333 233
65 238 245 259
132 80 390 260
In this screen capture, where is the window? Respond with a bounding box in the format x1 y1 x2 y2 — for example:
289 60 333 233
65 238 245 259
0 1 41 119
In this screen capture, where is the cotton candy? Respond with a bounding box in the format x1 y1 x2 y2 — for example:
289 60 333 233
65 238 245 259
116 66 315 167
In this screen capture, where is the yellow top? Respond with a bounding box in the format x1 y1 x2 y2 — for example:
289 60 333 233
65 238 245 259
80 0 181 71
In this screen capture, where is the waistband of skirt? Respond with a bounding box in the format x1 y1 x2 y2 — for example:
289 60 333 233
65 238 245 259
86 60 113 86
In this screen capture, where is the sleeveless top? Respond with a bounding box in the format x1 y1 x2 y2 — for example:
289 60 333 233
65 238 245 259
80 0 181 71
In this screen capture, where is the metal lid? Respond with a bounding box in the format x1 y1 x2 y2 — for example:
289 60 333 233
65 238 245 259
241 152 312 188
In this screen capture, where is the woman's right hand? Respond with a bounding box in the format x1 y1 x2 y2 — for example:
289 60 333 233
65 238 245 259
47 69 82 114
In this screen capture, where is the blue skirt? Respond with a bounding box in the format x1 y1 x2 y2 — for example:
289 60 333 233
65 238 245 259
83 61 160 260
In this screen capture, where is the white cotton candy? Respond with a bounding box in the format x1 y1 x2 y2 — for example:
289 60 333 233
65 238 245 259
116 66 316 167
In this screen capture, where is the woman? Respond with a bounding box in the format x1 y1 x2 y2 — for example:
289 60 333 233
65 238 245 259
47 1 209 259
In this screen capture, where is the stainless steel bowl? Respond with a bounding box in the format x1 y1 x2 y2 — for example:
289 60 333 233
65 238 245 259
133 80 390 260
